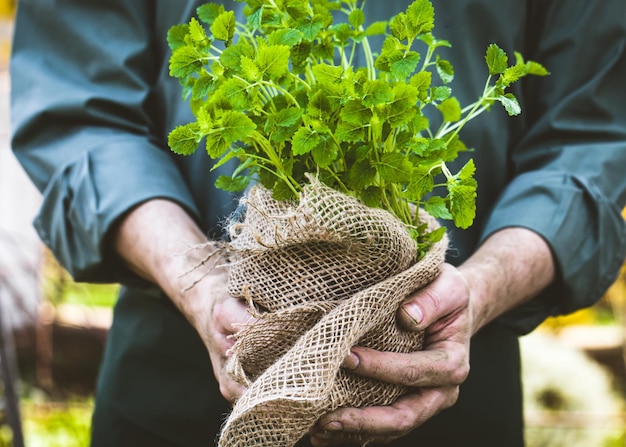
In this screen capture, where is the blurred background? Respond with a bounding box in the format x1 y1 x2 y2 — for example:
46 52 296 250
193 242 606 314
0 1 625 446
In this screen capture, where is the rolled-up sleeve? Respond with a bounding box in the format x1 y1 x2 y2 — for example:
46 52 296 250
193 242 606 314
10 0 199 282
484 0 626 333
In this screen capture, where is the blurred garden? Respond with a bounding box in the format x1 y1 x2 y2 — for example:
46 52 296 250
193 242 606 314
1 0 625 446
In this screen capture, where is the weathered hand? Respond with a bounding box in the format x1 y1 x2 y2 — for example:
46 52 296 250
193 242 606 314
309 263 472 446
114 199 555 444
113 200 256 403
179 264 254 403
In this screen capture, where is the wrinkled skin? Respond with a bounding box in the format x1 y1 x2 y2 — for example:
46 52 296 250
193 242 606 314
114 201 554 446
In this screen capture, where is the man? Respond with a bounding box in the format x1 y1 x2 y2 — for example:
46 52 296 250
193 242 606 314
11 0 626 446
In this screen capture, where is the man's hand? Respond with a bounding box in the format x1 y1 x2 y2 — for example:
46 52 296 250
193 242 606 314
309 263 472 446
176 265 253 402
309 227 555 446
113 199 253 403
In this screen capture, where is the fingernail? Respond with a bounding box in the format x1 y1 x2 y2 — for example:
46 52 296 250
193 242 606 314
321 420 343 431
341 351 360 370
402 302 423 326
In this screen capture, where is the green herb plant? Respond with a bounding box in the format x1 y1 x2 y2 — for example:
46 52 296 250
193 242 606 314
167 0 548 249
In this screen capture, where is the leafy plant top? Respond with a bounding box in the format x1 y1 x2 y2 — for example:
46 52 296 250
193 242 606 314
167 0 548 247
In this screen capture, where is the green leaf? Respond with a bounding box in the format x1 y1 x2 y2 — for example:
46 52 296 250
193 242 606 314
422 35 451 49
376 153 413 183
389 13 409 40
404 165 434 201
377 36 406 71
246 6 263 30
390 51 421 79
169 46 203 78
307 89 333 121
383 83 419 127
215 174 250 192
292 127 321 155
448 183 476 229
268 28 304 46
203 111 255 158
408 137 431 156
270 123 299 143
220 41 254 71
311 63 344 84
348 9 365 28
211 10 236 44
167 24 189 50
195 104 212 131
210 146 245 171
344 143 371 164
409 138 456 161
284 2 309 22
290 42 312 73
436 57 454 84
240 56 261 81
168 123 201 155
497 93 521 116
424 196 453 220
361 186 383 208
348 159 377 190
332 22 353 45
410 114 430 134
421 226 446 243
272 179 298 201
312 38 335 60
296 14 326 41
204 135 231 159
406 0 435 37
335 120 366 142
197 3 225 26
392 83 419 108
257 166 277 191
260 10 283 28
340 100 373 125
447 159 477 228
219 111 256 145
457 158 476 181
311 136 338 167
228 155 253 179
217 78 251 110
275 108 303 127
499 63 527 86
437 97 461 122
431 86 451 101
256 45 291 80
485 43 508 75
421 227 447 244
362 80 393 107
446 134 469 158
188 18 208 45
365 21 387 36
410 71 432 98
526 60 549 76
191 73 216 100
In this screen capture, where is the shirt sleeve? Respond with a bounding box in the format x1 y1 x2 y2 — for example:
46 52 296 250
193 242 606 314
10 0 199 283
484 0 626 334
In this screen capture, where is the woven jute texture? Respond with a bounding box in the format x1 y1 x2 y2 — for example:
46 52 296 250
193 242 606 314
218 178 448 447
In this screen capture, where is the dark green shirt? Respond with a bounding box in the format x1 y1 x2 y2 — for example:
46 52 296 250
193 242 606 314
10 1 626 446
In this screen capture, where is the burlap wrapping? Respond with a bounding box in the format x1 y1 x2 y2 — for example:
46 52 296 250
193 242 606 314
218 178 448 447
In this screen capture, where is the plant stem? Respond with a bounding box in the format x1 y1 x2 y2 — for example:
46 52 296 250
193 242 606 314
435 76 495 141
250 131 300 196
361 35 376 80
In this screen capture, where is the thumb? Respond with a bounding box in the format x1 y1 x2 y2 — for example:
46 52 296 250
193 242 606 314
397 263 469 331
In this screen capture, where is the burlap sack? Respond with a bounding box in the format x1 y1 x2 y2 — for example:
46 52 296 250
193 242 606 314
218 178 448 447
